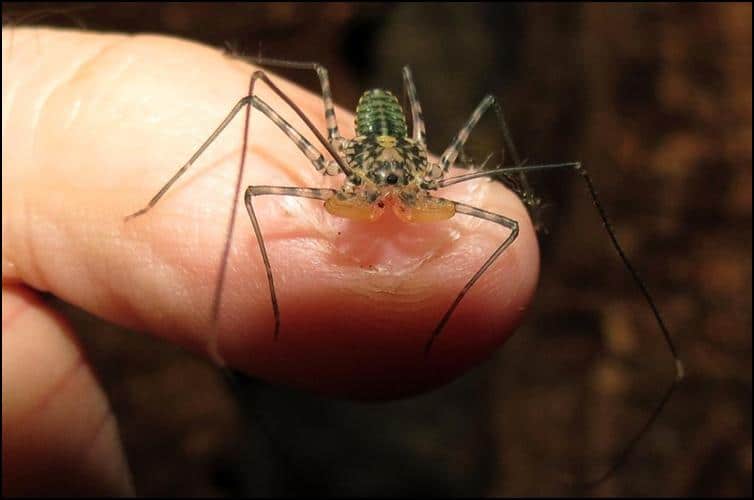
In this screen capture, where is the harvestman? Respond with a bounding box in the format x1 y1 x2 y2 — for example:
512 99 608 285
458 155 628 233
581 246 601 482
126 57 684 484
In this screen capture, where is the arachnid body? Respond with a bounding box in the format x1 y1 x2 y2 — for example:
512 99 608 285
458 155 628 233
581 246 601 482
127 58 683 484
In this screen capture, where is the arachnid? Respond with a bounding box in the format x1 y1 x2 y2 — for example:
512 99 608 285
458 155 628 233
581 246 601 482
127 57 683 484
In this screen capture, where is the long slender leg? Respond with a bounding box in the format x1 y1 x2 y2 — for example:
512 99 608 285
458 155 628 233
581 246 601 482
424 92 536 206
244 70 352 176
401 66 427 144
210 70 349 363
437 94 528 185
439 95 495 173
489 95 522 167
126 68 351 365
437 162 683 371
425 200 519 354
437 162 582 188
487 95 538 202
206 70 350 329
125 72 347 221
435 161 685 485
208 78 349 335
245 186 336 338
124 96 252 220
250 95 334 173
237 57 343 147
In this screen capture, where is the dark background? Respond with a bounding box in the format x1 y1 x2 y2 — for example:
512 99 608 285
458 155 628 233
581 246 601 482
4 3 751 496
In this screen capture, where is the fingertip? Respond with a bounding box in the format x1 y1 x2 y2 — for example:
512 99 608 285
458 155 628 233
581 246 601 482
217 179 539 400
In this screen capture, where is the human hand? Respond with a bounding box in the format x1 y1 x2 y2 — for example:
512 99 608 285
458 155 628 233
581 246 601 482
3 27 538 495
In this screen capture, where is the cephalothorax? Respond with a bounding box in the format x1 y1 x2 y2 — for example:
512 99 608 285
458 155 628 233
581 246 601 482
126 57 683 485
328 91 452 223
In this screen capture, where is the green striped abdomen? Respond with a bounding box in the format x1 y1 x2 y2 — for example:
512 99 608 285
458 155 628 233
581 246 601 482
354 89 408 138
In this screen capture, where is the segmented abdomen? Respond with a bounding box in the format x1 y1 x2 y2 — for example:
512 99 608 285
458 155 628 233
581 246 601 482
354 89 408 138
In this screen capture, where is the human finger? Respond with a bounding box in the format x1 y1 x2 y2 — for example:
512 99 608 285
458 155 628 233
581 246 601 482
2 27 539 399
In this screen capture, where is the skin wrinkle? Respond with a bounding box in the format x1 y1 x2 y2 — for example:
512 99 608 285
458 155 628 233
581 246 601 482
30 34 127 156
126 240 200 346
65 37 136 103
77 407 117 467
78 408 134 495
3 32 121 291
252 208 491 307
2 50 31 285
343 221 460 297
117 245 192 345
7 358 124 495
59 47 134 132
21 196 49 293
2 30 41 139
12 353 84 428
349 183 514 301
2 298 29 328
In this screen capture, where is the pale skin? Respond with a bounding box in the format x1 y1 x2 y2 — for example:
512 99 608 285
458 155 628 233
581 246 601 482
2 28 539 494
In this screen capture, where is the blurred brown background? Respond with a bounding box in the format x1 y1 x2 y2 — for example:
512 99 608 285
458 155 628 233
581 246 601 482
4 3 751 496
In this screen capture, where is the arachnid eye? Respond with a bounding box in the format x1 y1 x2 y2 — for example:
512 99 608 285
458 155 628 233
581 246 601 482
386 173 399 184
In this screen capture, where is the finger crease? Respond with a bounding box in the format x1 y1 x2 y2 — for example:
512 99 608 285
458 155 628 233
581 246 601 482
14 354 85 425
31 35 132 153
78 407 118 465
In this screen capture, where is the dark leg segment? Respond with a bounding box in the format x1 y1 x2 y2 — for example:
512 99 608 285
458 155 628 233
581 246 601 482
238 57 343 146
210 69 349 331
434 160 684 486
401 66 427 144
209 69 349 334
245 186 336 338
439 95 494 173
127 69 352 335
425 200 519 354
434 94 533 200
124 96 252 220
439 93 524 172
